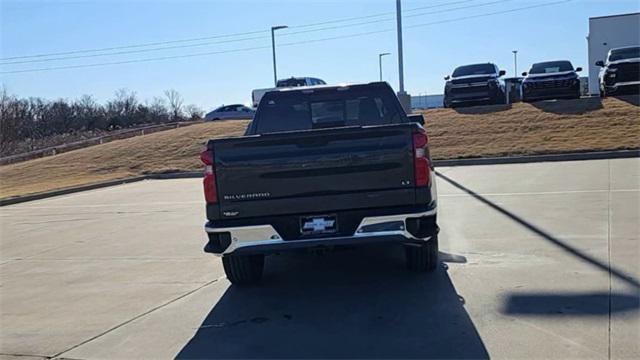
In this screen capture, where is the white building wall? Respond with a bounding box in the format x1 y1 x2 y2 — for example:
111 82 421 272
587 13 640 95
411 94 444 109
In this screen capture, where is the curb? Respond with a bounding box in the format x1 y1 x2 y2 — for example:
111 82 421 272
147 171 202 179
0 172 206 206
0 176 149 207
432 149 640 167
2 149 638 206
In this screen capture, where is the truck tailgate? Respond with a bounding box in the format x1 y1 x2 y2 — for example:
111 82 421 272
212 124 418 219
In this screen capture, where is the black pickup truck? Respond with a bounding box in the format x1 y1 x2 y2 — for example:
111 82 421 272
200 82 438 284
596 46 640 97
443 63 506 108
521 60 582 102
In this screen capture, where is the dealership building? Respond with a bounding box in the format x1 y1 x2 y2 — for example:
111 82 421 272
587 12 640 95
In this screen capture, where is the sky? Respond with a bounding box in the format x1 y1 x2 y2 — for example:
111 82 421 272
1 0 639 111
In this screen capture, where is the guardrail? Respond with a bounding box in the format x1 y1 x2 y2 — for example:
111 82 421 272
0 121 201 166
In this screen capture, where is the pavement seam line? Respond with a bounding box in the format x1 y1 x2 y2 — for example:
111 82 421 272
50 276 225 359
0 354 49 359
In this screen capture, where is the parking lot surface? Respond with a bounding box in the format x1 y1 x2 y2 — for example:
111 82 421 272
1 158 638 359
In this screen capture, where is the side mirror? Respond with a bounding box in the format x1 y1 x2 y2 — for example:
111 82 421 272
595 60 604 67
444 75 450 81
408 114 424 125
498 70 506 77
576 67 582 72
521 72 528 77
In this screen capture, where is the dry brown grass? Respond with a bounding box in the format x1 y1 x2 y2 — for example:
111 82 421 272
1 96 638 199
0 120 250 198
422 96 640 159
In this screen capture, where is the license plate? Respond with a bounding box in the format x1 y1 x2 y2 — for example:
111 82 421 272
300 215 338 235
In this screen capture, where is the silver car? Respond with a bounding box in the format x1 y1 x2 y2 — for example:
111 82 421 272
205 104 255 121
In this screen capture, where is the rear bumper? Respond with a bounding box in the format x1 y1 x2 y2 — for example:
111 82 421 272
204 208 438 256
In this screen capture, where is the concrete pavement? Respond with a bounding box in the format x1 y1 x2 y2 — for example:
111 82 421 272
1 158 638 359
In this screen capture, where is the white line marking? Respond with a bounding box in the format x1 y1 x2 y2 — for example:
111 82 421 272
1 201 202 210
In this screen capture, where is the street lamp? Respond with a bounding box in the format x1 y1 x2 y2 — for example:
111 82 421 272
378 52 390 82
512 50 518 77
271 25 288 86
395 0 410 113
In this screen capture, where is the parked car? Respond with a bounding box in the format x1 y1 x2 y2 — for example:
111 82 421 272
596 45 640 97
200 82 439 284
252 77 327 107
204 104 255 121
443 63 506 108
521 60 582 102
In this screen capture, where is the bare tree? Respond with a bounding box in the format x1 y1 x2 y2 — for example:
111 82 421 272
0 86 17 153
148 97 169 123
184 104 203 120
111 89 138 117
74 95 104 130
164 89 183 121
0 87 201 155
105 89 139 129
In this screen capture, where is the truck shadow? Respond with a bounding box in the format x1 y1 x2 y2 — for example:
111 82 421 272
503 291 639 316
527 97 603 114
611 94 640 106
452 103 512 114
177 245 488 359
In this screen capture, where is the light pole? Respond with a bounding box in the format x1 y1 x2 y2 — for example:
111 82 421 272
395 0 411 112
271 25 288 86
379 52 390 81
396 0 405 94
512 50 518 76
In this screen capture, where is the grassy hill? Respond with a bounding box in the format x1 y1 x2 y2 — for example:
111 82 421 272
1 96 638 199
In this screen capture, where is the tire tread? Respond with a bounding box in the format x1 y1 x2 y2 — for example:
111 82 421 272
222 254 264 284
405 236 438 272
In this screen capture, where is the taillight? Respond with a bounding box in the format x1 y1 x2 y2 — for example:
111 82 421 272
200 148 218 203
412 131 430 187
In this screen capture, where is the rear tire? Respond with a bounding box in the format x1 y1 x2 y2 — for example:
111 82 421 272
405 236 439 272
222 254 264 285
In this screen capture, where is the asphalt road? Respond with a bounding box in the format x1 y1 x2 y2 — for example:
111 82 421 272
1 158 638 359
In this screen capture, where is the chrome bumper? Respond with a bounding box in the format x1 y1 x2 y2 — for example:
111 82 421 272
204 208 437 256
609 80 640 88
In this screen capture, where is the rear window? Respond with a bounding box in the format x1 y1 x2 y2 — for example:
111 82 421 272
529 61 574 74
253 86 404 134
452 64 496 77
